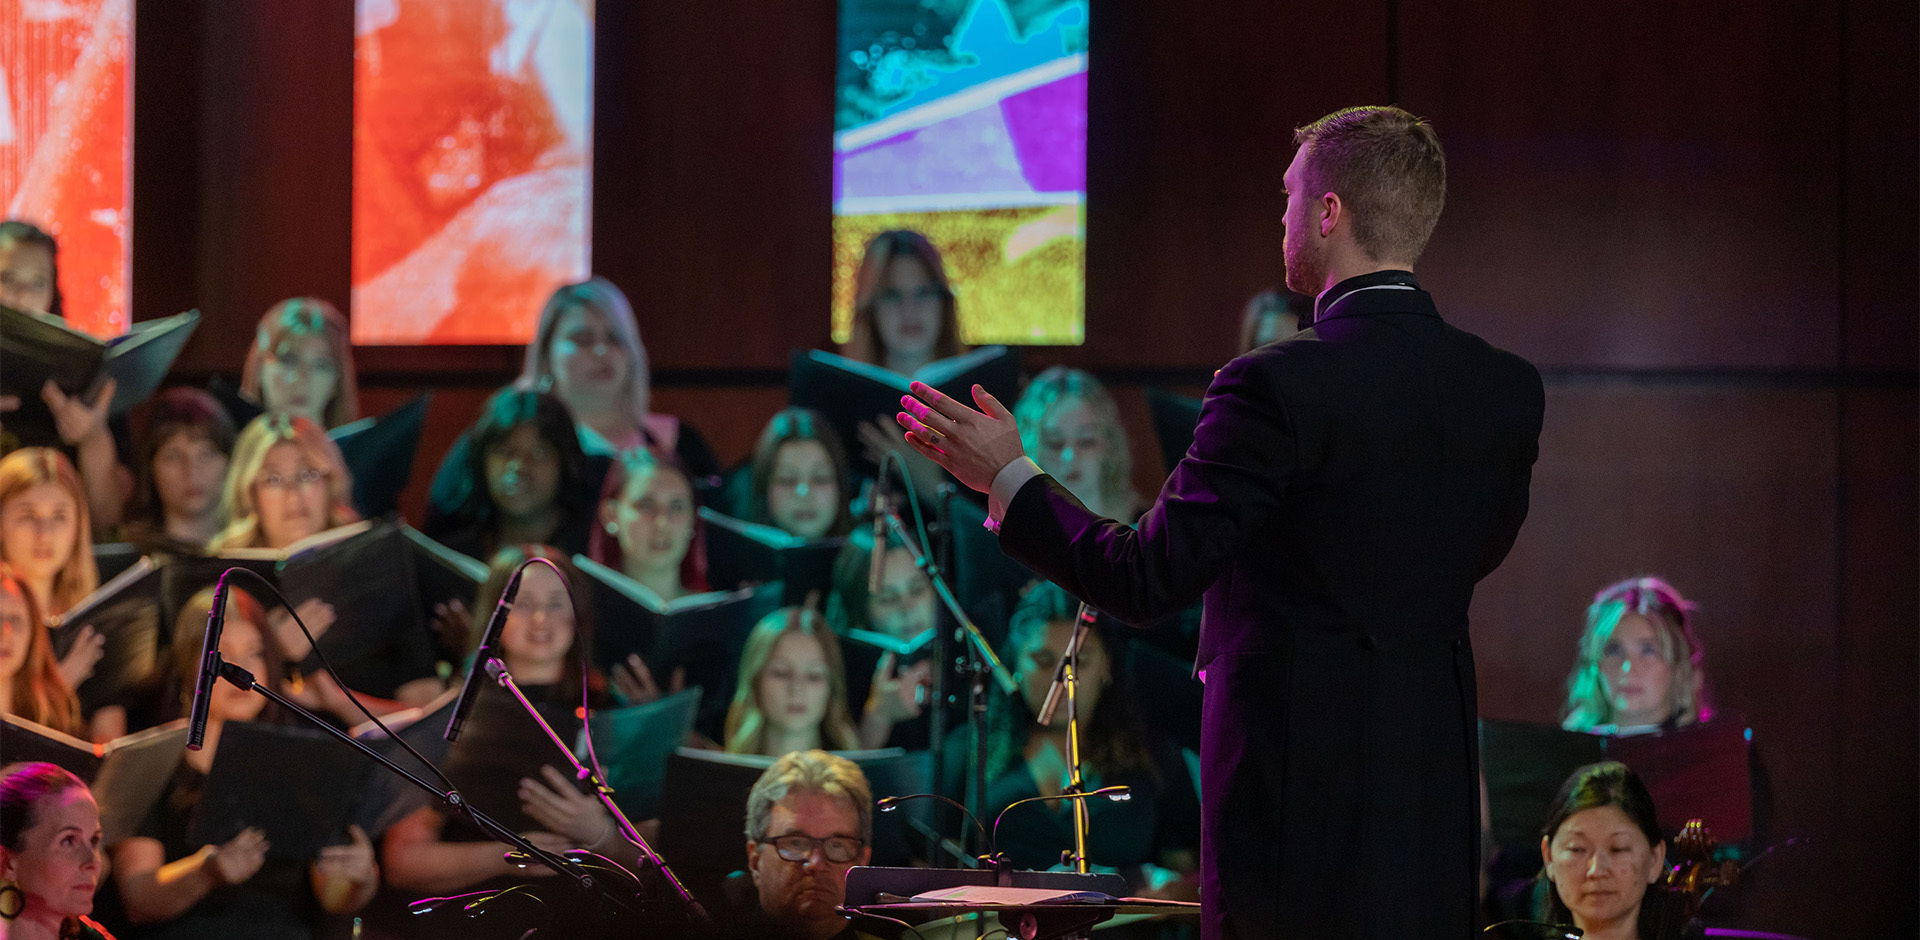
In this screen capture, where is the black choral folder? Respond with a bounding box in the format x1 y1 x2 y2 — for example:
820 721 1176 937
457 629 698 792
275 521 463 698
438 686 586 836
699 507 844 605
329 393 431 519
1479 718 1754 854
0 715 188 845
787 346 1019 480
191 720 374 860
0 305 200 447
46 556 164 714
586 687 703 822
350 686 460 838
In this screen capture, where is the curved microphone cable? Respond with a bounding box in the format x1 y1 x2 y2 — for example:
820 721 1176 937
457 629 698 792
988 786 1132 861
876 791 990 862
1483 920 1582 939
217 567 461 798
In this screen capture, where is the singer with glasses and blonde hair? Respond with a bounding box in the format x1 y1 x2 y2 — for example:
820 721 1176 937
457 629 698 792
208 415 358 554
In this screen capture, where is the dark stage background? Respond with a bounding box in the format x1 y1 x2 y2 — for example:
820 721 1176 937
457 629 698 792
127 1 1915 934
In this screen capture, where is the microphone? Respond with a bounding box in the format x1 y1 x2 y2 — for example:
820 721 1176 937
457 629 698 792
1036 603 1098 726
868 465 892 595
186 575 233 750
445 567 524 743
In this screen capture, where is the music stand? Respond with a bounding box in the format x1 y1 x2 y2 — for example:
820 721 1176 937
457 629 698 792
844 867 1198 940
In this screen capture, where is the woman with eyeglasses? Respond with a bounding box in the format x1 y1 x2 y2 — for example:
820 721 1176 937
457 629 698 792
841 229 967 498
239 298 360 431
1561 578 1710 737
825 528 936 751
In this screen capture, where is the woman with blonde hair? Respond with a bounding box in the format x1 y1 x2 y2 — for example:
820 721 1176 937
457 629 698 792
0 566 83 736
842 230 965 376
516 277 717 478
1561 577 1710 736
724 606 862 757
1011 367 1140 523
240 297 361 430
209 414 359 553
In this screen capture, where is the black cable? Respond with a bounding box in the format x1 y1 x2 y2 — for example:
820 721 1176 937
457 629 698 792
220 567 460 797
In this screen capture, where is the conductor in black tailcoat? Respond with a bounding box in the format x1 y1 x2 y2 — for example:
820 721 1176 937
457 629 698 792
895 106 1545 939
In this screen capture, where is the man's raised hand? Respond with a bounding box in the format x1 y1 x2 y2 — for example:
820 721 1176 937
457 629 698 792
894 382 1025 494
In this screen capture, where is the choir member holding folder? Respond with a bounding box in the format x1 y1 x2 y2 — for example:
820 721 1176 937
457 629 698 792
0 449 119 739
203 415 375 686
382 547 645 903
824 530 936 751
812 229 1018 490
111 585 380 940
0 565 84 736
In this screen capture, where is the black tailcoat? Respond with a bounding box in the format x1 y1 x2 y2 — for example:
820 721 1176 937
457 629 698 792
998 271 1544 939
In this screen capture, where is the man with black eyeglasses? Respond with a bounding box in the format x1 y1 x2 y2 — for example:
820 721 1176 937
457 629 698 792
743 750 879 940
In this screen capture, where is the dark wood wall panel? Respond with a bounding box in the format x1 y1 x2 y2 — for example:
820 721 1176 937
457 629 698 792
1832 387 1919 937
184 0 354 374
1842 0 1919 371
1396 1 1842 369
591 0 838 371
1469 385 1840 933
1068 3 1387 371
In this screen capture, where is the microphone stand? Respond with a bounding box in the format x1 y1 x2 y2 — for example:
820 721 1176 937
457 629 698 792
484 659 708 922
192 654 625 912
878 505 1015 858
1036 605 1097 873
926 484 955 855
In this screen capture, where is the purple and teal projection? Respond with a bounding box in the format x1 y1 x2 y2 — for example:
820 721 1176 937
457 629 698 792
833 0 1088 345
